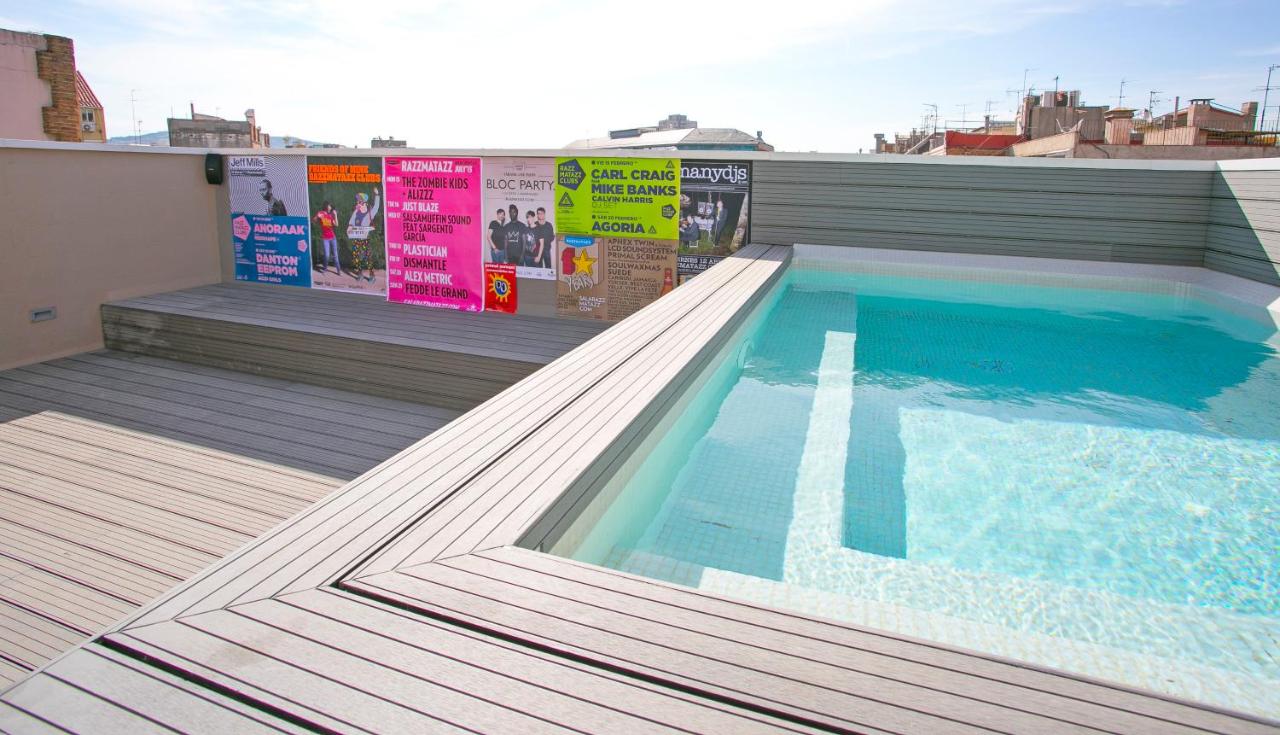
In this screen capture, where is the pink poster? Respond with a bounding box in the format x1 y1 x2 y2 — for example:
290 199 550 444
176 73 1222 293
384 156 484 311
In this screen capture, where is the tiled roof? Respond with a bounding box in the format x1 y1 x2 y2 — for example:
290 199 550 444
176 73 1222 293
75 71 103 109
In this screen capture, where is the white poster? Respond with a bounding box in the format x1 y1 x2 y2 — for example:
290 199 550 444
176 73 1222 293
482 157 556 280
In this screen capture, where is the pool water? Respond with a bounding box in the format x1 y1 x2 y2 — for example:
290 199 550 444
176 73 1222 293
550 266 1280 717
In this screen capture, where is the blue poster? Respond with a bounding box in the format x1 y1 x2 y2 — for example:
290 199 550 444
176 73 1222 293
231 213 313 287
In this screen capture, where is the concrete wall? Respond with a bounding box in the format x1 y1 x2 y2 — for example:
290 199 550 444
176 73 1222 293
1071 143 1280 161
1009 131 1078 157
2 143 1279 370
1207 160 1280 285
0 31 51 141
0 143 223 369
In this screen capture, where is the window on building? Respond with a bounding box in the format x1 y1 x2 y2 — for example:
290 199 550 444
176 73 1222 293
81 109 97 132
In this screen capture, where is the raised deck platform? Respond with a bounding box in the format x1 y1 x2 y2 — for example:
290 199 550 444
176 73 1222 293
102 282 610 412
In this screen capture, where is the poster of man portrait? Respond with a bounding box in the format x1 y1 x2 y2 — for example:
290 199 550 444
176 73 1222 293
228 155 311 288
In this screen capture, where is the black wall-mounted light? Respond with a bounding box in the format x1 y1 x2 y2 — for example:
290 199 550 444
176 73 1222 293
204 152 224 185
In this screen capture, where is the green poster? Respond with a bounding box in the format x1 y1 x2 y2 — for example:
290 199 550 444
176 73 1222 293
555 157 680 240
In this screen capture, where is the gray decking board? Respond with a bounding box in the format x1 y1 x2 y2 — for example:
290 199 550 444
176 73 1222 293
103 592 818 735
102 281 611 411
0 351 451 688
115 247 777 629
5 247 1274 734
0 646 308 734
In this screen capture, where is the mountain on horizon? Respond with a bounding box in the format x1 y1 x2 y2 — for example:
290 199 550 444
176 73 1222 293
105 131 338 148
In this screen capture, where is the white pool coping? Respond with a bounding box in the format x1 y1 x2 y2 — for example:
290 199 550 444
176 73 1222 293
794 244 1280 330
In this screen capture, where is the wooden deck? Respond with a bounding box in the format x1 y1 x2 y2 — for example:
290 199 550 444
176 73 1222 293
0 351 459 688
3 247 1278 734
102 282 610 411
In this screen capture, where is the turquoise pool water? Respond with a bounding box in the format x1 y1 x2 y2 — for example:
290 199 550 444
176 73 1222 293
552 266 1280 717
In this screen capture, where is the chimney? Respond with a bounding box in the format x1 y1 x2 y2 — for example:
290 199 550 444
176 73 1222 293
1186 99 1212 129
1241 101 1259 130
1104 108 1135 145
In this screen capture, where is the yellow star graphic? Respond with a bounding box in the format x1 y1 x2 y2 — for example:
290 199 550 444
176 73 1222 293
572 247 597 278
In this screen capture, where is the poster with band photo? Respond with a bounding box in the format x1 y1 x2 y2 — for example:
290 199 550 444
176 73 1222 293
307 156 386 295
482 157 556 281
677 160 751 283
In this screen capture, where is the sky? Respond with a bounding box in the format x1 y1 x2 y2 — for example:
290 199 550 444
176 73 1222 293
3 0 1279 152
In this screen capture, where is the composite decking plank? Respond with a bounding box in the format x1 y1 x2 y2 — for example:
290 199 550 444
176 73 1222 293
73 351 459 430
116 247 772 628
0 672 180 734
0 534 170 604
112 282 604 360
354 567 991 735
103 303 545 379
25 646 307 734
105 301 560 369
0 602 83 670
0 426 319 517
482 550 1280 735
5 410 337 495
236 593 764 735
0 442 285 535
0 562 133 635
30 358 431 444
0 493 216 576
0 469 253 552
413 552 1113 734
0 371 395 468
462 549 1243 735
101 321 515 411
0 700 69 734
287 587 824 734
112 616 519 734
0 381 367 479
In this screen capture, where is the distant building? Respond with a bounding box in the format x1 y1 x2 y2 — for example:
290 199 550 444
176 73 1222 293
1017 90 1108 142
76 71 105 141
0 29 93 142
167 104 269 148
1012 103 1277 160
879 88 1276 160
567 113 773 151
1150 98 1259 132
371 136 407 148
924 131 1024 156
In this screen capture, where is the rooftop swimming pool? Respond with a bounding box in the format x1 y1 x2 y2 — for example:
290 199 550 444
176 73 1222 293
548 261 1280 718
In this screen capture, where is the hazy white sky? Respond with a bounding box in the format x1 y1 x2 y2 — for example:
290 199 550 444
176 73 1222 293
4 0 1279 151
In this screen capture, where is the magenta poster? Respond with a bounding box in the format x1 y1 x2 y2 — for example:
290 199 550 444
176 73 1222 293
384 156 484 311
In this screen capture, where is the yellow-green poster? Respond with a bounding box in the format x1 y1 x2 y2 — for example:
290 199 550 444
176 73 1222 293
555 157 679 240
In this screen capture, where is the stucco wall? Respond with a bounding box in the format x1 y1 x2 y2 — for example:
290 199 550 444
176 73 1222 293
0 144 223 369
0 31 51 141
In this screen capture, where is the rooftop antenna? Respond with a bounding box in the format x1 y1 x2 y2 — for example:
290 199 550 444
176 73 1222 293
1256 63 1280 132
1053 75 1060 96
129 89 140 144
923 103 938 135
956 103 972 129
1147 90 1163 120
1117 78 1133 108
1021 68 1036 100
